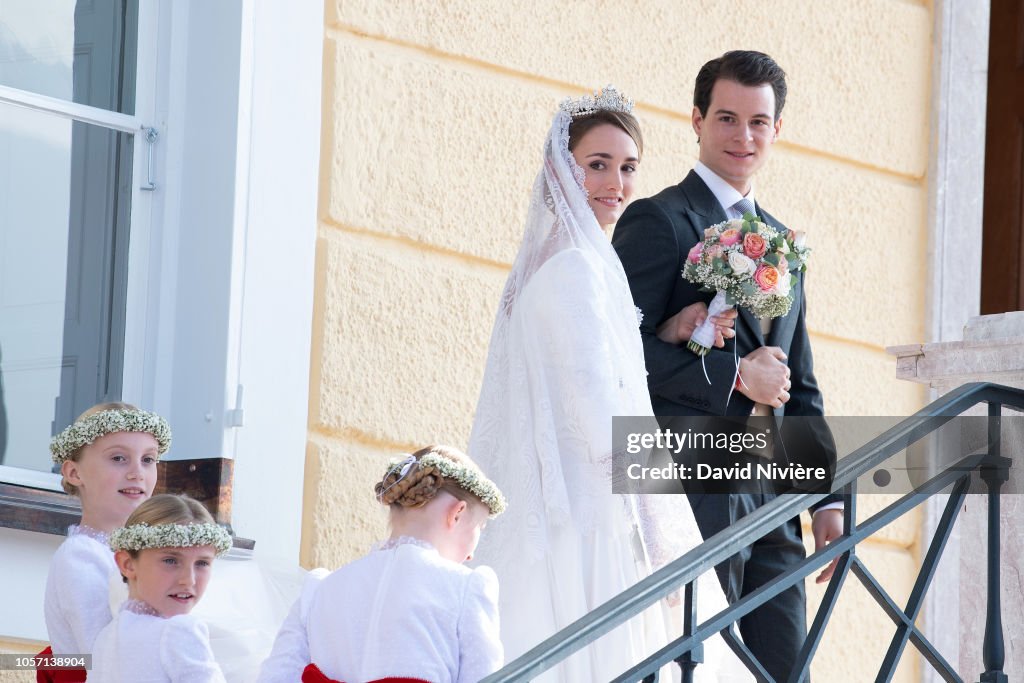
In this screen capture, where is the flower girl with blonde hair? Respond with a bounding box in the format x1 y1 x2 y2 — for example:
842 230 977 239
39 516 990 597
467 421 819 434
258 445 506 683
90 494 233 682
41 402 169 682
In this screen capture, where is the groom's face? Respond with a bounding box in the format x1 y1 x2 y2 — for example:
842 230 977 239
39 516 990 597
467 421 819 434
692 79 781 195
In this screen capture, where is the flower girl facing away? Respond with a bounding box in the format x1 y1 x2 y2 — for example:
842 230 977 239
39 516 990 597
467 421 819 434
258 445 506 683
90 494 233 682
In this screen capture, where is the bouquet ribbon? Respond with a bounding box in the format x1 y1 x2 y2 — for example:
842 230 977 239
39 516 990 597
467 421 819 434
686 290 745 396
687 290 731 355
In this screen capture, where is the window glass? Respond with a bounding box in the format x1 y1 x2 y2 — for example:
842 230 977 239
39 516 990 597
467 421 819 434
0 99 132 472
0 0 137 114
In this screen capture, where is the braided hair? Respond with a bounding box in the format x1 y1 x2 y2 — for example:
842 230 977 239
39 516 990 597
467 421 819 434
375 445 482 510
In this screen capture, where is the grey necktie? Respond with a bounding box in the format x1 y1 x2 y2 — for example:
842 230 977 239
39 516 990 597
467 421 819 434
732 197 755 218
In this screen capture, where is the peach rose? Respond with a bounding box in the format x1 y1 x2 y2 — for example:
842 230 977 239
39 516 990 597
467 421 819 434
704 226 720 239
743 232 768 259
719 228 741 247
753 264 780 292
687 242 704 263
705 244 724 262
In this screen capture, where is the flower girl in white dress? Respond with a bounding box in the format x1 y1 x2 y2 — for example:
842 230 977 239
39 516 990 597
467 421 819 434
257 445 506 683
41 403 168 682
90 494 232 682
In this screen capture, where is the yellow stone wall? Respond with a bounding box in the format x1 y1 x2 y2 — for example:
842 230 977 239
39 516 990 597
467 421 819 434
0 639 45 683
308 2 933 680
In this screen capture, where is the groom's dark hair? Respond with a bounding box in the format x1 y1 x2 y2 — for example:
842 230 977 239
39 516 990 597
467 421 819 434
693 50 787 121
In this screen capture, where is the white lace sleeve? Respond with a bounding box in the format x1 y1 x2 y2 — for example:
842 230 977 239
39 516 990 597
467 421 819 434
523 249 637 510
160 616 227 683
635 492 703 572
456 566 503 683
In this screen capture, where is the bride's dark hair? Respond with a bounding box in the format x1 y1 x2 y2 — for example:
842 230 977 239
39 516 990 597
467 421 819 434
568 110 644 160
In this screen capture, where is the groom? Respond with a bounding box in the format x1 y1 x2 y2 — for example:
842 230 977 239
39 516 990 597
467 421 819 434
612 51 842 680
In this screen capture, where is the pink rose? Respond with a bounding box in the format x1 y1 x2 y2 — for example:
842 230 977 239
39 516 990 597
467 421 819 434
753 264 780 292
743 232 768 259
687 242 704 263
777 254 790 272
705 244 724 262
719 228 741 247
704 226 720 239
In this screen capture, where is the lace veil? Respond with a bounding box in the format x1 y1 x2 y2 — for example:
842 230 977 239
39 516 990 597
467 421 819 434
467 94 748 682
468 101 657 565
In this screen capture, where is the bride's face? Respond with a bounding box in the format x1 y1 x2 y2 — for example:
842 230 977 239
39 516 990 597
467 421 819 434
571 123 640 228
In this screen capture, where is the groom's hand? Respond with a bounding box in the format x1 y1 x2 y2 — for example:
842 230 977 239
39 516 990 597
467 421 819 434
737 346 791 407
812 508 844 583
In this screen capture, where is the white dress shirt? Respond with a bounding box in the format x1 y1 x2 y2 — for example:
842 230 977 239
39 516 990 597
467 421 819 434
694 160 756 220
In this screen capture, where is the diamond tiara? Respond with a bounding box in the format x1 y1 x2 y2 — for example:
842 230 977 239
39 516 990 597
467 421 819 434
559 85 634 119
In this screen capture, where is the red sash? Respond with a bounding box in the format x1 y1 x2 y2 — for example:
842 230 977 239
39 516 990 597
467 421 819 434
301 663 432 683
34 647 88 683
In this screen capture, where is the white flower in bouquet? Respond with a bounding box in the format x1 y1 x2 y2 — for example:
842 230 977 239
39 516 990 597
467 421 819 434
774 269 792 297
727 251 756 276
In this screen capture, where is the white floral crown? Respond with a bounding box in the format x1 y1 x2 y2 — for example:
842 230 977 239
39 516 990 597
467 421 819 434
109 522 233 557
559 84 634 119
381 453 507 517
50 409 171 464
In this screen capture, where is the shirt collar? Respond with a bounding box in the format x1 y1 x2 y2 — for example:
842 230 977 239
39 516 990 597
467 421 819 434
694 161 756 218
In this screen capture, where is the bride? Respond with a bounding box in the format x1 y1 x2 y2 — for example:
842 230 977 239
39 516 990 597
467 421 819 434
469 87 742 682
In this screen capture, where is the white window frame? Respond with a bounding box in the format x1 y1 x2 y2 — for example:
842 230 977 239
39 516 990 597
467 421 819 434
1 0 322 642
141 0 321 564
0 0 161 491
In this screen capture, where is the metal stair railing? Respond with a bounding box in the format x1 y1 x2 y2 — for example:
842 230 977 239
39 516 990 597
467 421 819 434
480 381 1022 683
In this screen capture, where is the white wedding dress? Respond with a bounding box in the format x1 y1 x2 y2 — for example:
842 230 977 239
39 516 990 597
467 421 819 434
469 103 749 682
191 548 307 682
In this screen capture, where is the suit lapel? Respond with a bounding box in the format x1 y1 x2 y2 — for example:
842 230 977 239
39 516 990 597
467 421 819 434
680 171 726 225
738 304 766 348
756 203 793 350
767 275 800 350
680 171 766 347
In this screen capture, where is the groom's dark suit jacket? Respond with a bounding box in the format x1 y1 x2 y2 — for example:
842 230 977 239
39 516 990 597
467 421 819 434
612 170 836 504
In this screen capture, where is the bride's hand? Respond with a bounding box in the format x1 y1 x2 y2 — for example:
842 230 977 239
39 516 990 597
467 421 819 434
656 302 737 347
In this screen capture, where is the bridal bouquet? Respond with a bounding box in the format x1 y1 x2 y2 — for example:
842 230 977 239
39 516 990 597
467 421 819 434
682 212 810 356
